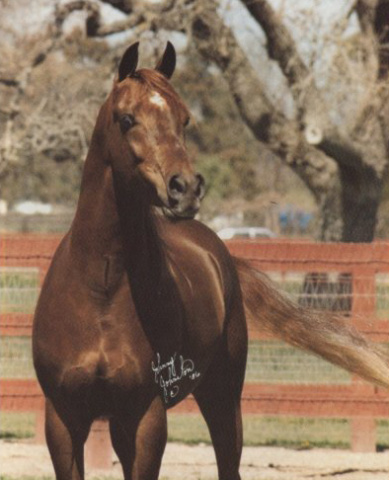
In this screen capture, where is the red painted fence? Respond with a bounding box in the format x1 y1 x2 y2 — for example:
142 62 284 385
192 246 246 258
1 234 388 467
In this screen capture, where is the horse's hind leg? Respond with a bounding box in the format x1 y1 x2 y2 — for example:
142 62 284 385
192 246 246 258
195 387 243 480
109 396 167 480
45 398 91 480
194 299 247 480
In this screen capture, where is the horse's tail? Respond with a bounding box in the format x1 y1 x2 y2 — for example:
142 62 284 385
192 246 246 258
234 257 389 389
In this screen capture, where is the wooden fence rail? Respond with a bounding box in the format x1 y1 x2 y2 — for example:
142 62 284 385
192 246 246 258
1 234 389 468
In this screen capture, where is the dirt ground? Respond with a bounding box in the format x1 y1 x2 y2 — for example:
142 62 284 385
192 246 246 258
0 440 388 480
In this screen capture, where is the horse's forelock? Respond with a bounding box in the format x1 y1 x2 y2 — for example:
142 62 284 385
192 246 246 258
124 68 187 112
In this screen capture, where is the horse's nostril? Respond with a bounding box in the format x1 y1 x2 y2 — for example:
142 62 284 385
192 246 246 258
168 174 187 198
195 173 205 199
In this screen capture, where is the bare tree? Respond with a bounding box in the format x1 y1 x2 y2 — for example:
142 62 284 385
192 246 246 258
0 19 111 202
2 0 389 240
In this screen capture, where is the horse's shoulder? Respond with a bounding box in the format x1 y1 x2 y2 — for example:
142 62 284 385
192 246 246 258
159 218 235 283
160 218 226 252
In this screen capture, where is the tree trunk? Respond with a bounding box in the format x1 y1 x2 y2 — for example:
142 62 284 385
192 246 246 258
316 165 383 242
316 181 343 242
340 165 382 242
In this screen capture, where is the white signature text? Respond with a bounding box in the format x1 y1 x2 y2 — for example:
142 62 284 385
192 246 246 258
151 353 201 404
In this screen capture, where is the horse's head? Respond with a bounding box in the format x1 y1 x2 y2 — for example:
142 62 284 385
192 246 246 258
104 42 205 219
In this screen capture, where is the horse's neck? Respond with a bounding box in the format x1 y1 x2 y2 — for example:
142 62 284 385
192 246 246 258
111 170 184 338
71 145 122 261
71 144 173 304
112 168 166 281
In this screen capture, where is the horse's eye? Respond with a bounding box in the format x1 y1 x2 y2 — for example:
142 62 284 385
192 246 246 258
184 117 190 128
120 114 136 134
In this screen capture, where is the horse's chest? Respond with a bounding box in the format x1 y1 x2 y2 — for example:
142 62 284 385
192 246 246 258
61 346 140 389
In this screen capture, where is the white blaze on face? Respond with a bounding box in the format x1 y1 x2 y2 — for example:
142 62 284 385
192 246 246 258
149 91 167 109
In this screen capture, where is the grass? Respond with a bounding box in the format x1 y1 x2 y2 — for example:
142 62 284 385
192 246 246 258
245 340 350 384
1 411 388 451
0 269 40 314
167 414 389 450
0 477 53 480
0 271 39 289
376 281 389 317
0 412 35 439
0 336 35 378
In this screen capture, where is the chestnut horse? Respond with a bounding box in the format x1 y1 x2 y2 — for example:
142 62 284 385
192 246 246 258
33 42 389 480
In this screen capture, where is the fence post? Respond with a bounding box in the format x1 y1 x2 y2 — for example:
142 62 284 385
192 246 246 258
35 408 46 444
34 266 47 446
350 268 377 452
351 417 376 453
352 268 376 317
85 419 112 470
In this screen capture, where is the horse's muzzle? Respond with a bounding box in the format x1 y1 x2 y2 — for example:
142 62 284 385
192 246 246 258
166 173 205 219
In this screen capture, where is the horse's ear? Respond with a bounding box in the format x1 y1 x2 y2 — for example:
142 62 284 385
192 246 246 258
155 41 176 79
118 42 139 82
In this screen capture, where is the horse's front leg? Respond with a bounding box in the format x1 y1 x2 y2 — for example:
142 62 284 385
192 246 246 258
45 398 91 480
110 396 167 480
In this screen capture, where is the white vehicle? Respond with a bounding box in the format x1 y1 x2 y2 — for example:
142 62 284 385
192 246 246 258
217 227 277 240
14 201 53 215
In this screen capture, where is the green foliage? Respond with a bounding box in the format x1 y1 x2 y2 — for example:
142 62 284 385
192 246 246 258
196 155 234 201
197 154 256 199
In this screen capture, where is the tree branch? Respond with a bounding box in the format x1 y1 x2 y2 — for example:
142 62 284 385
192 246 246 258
55 1 100 33
355 0 378 35
99 0 134 14
190 1 278 141
239 0 331 145
54 0 188 37
0 77 19 87
187 1 342 208
240 0 310 87
88 13 145 36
